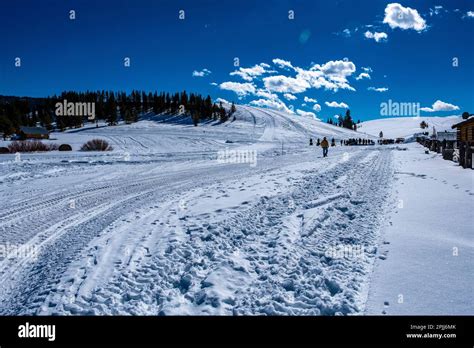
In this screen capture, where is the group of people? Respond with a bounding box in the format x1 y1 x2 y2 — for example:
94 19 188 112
309 136 376 157
344 138 375 146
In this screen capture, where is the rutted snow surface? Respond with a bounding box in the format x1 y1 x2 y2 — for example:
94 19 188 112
0 107 470 315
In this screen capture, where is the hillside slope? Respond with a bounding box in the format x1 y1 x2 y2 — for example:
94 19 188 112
358 116 461 139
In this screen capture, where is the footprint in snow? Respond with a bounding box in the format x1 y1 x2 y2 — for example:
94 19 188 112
382 303 389 314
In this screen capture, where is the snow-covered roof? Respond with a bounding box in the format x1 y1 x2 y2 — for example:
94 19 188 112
452 116 474 129
19 126 49 135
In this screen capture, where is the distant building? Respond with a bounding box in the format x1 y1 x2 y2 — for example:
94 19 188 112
435 130 457 142
19 126 50 139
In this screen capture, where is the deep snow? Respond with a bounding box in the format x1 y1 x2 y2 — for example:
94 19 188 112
0 107 471 315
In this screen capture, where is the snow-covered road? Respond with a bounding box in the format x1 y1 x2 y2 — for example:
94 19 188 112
0 107 470 315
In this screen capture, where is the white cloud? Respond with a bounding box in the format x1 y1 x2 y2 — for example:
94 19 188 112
362 66 373 73
429 6 443 17
420 100 460 112
305 73 355 91
301 96 320 111
218 58 358 100
368 87 389 92
316 59 356 78
325 101 349 108
294 59 357 92
216 98 230 104
263 75 310 94
272 58 294 70
296 109 318 118
230 63 271 81
466 11 474 18
210 82 218 86
383 3 427 32
250 98 293 114
192 68 211 77
355 72 371 80
255 89 279 100
364 31 388 42
219 82 256 96
342 29 351 37
229 71 253 81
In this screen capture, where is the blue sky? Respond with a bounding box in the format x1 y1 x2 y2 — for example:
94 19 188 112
1 0 473 121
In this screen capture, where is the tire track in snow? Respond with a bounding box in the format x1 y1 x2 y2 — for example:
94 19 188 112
54 148 394 315
0 150 324 314
231 149 394 315
0 169 228 314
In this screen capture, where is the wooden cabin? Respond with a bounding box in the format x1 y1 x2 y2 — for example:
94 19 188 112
452 117 474 144
452 117 474 168
19 126 49 140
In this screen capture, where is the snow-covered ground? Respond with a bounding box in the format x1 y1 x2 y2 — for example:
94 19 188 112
366 146 474 315
359 116 461 139
0 107 471 315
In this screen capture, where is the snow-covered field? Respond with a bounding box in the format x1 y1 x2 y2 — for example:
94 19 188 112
359 115 461 139
0 107 471 315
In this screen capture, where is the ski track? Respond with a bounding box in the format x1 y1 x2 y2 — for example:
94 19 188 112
0 106 396 316
7 148 392 316
0 162 262 314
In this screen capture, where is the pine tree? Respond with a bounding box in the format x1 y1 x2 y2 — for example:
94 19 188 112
219 102 227 122
106 92 117 125
0 115 14 137
192 111 200 126
204 95 213 119
343 109 353 129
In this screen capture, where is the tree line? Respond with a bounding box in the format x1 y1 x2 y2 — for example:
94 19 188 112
326 110 360 131
0 90 236 135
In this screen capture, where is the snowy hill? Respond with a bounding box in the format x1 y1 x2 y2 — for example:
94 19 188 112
2 106 365 158
358 116 461 139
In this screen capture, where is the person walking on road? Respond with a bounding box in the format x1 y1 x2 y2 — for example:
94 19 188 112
321 137 329 157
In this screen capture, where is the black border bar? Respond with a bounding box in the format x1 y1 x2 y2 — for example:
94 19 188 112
0 316 472 346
